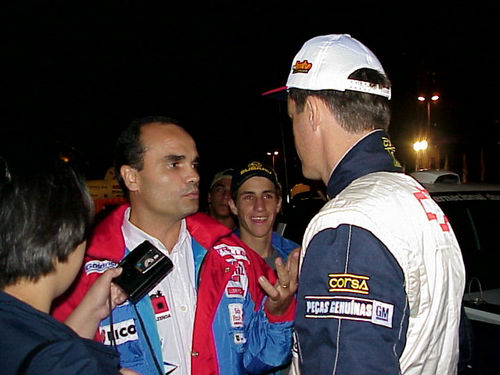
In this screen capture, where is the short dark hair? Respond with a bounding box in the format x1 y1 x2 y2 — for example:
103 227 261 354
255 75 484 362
114 115 182 197
288 68 391 132
0 155 94 289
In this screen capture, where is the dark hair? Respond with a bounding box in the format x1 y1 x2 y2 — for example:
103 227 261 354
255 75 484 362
114 115 182 197
0 155 94 288
288 68 391 132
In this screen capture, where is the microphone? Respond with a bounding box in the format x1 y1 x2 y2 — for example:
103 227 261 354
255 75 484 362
113 240 173 304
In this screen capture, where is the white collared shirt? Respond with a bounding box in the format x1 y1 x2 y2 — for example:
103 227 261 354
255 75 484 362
122 207 197 375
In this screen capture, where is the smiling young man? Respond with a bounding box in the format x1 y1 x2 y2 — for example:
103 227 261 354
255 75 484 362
229 161 300 269
52 116 298 375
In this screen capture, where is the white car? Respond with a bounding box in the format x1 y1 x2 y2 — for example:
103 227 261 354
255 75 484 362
411 170 500 374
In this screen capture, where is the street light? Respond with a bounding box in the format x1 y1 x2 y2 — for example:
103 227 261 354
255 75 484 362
417 94 439 169
266 150 279 168
417 94 439 140
413 140 428 171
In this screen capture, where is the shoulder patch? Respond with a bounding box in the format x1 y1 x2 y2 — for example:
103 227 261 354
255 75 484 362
213 243 249 263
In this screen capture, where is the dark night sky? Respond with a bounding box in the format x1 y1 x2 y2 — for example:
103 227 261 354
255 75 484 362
2 1 499 189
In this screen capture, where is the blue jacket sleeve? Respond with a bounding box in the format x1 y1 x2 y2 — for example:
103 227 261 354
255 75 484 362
24 339 120 375
295 224 408 375
243 302 293 374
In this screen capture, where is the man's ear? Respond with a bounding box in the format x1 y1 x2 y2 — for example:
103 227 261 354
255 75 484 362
228 198 238 216
305 95 324 132
276 194 283 213
120 165 139 192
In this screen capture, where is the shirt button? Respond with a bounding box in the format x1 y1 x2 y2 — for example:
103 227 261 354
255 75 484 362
180 305 187 312
192 351 199 357
225 267 231 273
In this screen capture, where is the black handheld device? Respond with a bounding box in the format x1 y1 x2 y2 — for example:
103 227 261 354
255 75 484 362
113 240 173 304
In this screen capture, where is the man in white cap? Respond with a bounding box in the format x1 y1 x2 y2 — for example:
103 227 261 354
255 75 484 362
264 34 465 374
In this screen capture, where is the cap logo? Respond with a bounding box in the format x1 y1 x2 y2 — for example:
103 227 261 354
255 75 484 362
240 161 272 176
292 60 312 74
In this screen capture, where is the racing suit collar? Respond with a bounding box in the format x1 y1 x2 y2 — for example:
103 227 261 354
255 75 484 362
326 130 403 199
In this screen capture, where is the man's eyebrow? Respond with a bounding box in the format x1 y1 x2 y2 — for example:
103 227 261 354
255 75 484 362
239 189 277 195
263 189 278 194
163 155 185 162
238 190 256 196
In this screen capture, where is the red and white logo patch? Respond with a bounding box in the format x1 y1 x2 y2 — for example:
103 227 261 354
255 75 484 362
228 303 244 328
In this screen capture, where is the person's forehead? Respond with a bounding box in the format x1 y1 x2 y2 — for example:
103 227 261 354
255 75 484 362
141 122 197 154
212 178 231 190
215 177 231 185
239 176 276 192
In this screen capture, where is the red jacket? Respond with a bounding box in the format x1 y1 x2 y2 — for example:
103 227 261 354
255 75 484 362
52 205 294 375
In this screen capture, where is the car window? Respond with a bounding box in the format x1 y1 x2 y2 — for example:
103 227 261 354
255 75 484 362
432 191 500 291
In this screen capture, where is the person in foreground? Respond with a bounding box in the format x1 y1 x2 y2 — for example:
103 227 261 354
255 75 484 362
52 116 298 375
0 154 137 375
265 34 465 374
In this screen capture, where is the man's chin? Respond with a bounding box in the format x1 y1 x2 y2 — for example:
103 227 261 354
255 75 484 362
217 208 231 217
302 166 322 181
183 201 199 216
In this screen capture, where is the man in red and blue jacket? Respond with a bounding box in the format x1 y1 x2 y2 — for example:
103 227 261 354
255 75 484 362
53 116 298 375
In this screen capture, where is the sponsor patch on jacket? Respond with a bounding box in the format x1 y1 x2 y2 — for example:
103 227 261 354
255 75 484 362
150 290 171 321
100 318 138 345
84 260 117 275
228 303 244 328
226 285 244 297
225 261 248 298
381 136 402 168
214 243 249 263
304 296 394 328
233 332 246 345
414 187 450 232
328 273 370 295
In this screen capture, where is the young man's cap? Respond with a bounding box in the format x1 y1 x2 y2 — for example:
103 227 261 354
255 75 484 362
231 161 280 194
262 34 391 99
210 168 235 190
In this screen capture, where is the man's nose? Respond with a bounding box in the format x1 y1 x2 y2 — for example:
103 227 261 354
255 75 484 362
187 169 200 185
254 196 265 211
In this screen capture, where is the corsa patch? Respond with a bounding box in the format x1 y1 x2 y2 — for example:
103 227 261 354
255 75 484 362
304 296 394 328
328 273 370 295
84 260 117 275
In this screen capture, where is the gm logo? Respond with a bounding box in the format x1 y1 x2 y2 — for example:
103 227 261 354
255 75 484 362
372 300 394 328
376 305 390 321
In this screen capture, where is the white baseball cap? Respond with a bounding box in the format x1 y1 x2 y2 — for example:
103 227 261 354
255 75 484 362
263 34 391 99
